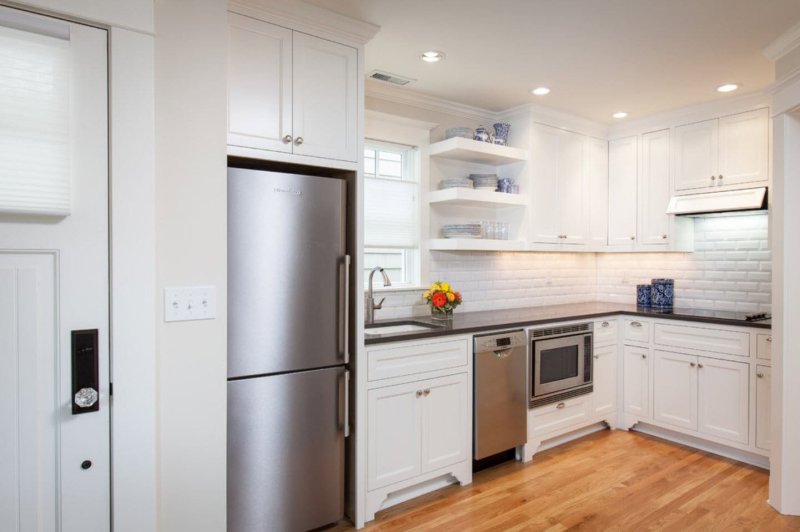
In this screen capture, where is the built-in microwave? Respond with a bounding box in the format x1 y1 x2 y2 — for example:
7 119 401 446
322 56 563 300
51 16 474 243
529 322 593 408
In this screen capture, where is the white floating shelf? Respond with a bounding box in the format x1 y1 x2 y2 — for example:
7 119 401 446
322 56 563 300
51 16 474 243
428 188 527 207
427 238 527 251
428 137 528 166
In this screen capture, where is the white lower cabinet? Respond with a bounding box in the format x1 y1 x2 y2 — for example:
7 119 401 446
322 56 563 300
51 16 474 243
593 344 617 415
652 350 749 445
756 365 772 451
420 375 469 472
623 345 651 420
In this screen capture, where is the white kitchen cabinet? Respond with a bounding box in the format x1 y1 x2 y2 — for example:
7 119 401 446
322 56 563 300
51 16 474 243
674 108 768 193
420 375 469 472
756 333 772 361
584 136 609 246
698 356 749 444
653 350 698 430
608 136 638 246
756 365 771 451
558 130 587 243
623 345 651 419
227 14 358 162
639 129 671 246
593 344 617 416
530 125 565 244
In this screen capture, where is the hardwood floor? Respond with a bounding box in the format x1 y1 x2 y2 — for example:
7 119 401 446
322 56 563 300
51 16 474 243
340 430 800 531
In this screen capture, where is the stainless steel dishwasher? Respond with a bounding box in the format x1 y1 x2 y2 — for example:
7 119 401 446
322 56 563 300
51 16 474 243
473 330 528 460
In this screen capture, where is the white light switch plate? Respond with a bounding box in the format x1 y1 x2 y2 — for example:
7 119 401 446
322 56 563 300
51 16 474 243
164 286 217 322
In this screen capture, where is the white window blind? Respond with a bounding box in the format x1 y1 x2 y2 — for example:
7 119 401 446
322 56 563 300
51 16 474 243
364 177 418 248
0 22 71 216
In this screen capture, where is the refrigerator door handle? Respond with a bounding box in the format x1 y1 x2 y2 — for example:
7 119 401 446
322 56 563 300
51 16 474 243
339 254 351 365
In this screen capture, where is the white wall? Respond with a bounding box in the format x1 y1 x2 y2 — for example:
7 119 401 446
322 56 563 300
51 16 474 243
154 1 228 531
10 0 153 32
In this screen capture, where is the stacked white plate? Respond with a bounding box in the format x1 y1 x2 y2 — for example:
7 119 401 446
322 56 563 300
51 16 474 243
439 177 474 189
468 173 499 191
441 223 482 239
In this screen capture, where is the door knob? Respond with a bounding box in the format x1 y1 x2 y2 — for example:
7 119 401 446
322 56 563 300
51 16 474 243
74 387 98 408
294 136 304 145
282 134 292 144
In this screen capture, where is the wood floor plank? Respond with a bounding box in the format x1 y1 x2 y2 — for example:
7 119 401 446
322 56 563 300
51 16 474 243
335 430 800 531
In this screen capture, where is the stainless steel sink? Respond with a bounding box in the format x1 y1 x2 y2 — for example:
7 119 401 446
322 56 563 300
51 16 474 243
365 320 444 336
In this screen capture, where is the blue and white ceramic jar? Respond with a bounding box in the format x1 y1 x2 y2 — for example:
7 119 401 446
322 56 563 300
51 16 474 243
651 278 674 309
474 126 491 142
493 122 511 144
636 284 652 307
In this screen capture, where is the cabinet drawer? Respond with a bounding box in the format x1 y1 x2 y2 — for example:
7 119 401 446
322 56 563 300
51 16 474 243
624 319 650 343
367 338 469 382
594 319 618 346
756 333 772 361
654 323 749 357
530 395 591 435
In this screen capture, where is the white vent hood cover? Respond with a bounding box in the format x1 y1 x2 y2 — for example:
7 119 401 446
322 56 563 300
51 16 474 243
666 187 767 215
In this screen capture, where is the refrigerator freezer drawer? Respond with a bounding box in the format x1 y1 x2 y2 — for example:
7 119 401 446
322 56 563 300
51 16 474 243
227 366 345 532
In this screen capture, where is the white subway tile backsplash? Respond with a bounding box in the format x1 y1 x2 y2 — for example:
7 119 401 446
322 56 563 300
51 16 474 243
372 213 771 320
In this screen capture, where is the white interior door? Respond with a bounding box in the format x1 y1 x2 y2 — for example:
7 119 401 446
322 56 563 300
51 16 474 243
0 8 109 532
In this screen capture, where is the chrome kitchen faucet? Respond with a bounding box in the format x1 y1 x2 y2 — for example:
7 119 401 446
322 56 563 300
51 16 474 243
365 266 391 324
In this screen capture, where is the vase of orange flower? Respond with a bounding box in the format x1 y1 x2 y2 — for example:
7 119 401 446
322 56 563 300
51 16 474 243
423 281 462 321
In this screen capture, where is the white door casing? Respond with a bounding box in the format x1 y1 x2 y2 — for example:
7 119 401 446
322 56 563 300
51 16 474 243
0 10 110 532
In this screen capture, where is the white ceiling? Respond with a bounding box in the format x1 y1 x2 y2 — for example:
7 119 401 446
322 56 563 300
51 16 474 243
304 0 800 123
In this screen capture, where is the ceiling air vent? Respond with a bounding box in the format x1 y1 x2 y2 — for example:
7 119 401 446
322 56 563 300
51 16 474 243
368 70 416 86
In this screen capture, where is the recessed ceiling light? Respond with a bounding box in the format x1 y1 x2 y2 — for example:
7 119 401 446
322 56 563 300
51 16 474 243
531 87 551 96
717 83 739 93
612 111 628 119
420 51 445 63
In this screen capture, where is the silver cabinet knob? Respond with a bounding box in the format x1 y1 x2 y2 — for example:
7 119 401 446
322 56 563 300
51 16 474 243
631 321 643 328
594 355 599 359
282 134 292 144
74 387 98 408
641 354 647 359
423 389 431 396
662 234 668 239
718 174 724 180
766 337 772 343
690 362 696 367
711 175 716 181
630 235 636 240
294 136 304 145
757 373 765 378
556 402 566 409
415 390 423 398
601 321 610 328
698 363 704 369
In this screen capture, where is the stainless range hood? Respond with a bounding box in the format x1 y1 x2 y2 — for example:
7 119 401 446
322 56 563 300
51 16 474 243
666 187 767 216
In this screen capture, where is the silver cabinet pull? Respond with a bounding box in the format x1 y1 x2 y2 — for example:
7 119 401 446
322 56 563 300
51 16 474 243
601 321 610 328
631 321 643 328
641 354 647 359
556 402 566 409
282 134 292 144
766 337 772 343
690 362 696 367
594 355 599 359
294 136 304 145
416 390 423 398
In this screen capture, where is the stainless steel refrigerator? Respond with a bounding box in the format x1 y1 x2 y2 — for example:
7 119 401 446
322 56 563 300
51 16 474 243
227 167 350 532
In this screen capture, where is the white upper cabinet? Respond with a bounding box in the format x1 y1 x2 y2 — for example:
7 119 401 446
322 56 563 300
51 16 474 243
584 136 609 246
558 130 586 244
530 125 562 244
227 14 359 163
674 108 768 193
292 31 358 162
639 129 671 246
228 13 293 154
608 136 638 246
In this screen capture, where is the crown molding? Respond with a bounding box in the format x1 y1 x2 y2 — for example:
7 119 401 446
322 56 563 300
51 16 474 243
365 109 438 130
365 81 496 123
763 20 800 61
229 0 380 47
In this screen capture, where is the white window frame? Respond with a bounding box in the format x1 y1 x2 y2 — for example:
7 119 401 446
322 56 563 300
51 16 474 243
363 110 436 292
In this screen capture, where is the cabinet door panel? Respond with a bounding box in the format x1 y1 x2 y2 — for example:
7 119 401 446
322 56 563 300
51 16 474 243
367 383 421 490
698 357 749 444
653 351 698 430
593 344 617 415
639 129 671 246
227 14 292 153
530 125 561 244
559 131 586 244
421 374 468 473
584 136 608 246
674 119 718 191
718 108 769 186
292 32 358 162
608 136 638 246
623 345 650 419
756 365 771 451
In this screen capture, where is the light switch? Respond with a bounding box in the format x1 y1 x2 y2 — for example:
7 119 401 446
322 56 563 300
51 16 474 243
164 286 217 322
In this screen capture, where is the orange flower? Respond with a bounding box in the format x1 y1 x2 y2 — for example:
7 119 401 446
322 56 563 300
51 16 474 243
447 292 455 303
432 292 447 308
454 291 462 303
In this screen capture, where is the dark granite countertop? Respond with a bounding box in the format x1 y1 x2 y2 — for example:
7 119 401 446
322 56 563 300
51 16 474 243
364 302 771 344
